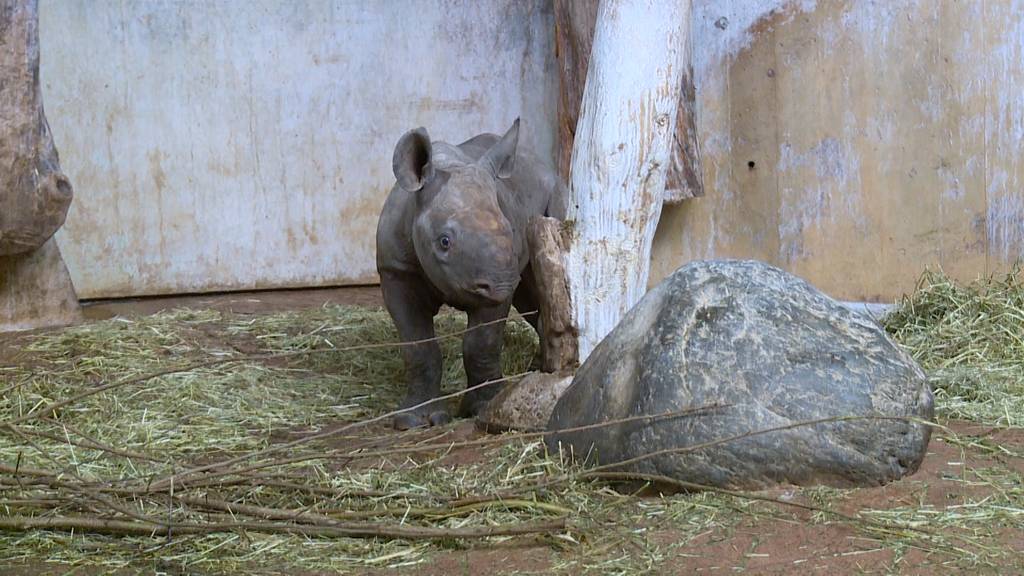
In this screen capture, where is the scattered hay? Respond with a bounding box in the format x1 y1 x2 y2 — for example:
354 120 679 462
885 267 1024 427
0 305 732 574
0 267 1021 574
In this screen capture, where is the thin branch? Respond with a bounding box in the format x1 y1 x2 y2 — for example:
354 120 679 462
17 423 162 464
589 471 979 548
452 414 932 505
0 514 566 540
175 493 570 524
130 403 724 494
580 414 933 475
144 371 533 492
2 424 173 528
329 403 729 463
174 494 338 526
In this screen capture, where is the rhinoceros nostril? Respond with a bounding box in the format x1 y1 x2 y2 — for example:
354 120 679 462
472 280 493 297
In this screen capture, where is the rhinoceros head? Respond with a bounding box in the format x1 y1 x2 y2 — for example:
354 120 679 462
391 119 522 308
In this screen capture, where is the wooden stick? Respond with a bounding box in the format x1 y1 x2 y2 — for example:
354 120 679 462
176 492 571 524
453 414 930 505
0 514 567 540
19 423 161 463
589 471 973 546
2 424 173 528
174 494 338 526
135 403 724 494
578 414 931 475
330 403 727 463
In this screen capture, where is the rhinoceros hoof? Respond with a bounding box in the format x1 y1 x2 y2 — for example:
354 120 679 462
393 408 451 430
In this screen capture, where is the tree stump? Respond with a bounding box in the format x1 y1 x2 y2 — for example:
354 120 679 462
0 238 80 332
0 0 80 331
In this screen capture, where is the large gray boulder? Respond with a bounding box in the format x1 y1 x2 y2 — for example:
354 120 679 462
546 260 933 489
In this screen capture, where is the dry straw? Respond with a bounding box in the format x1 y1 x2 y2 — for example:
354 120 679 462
0 268 1021 573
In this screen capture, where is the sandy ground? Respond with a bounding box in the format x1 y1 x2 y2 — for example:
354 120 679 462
80 285 385 321
2 286 1022 575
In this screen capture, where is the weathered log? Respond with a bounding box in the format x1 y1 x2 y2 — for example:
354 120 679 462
0 0 80 331
553 0 600 187
0 0 74 256
553 0 703 203
527 216 578 374
665 49 704 204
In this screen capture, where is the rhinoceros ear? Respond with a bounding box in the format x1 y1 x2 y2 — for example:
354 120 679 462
480 118 520 180
393 127 435 192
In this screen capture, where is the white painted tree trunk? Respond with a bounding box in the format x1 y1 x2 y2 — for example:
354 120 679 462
565 0 691 361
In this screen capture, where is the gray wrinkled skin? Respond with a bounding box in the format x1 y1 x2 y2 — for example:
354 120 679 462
376 119 563 429
546 260 934 489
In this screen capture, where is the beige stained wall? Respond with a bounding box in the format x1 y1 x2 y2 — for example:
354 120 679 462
36 0 1024 302
40 0 557 299
651 0 1024 302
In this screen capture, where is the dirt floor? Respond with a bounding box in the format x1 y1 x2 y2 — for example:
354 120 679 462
1 286 1022 575
6 419 1018 576
80 285 385 321
336 420 1024 576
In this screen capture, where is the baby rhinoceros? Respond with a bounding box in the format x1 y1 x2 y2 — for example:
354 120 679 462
375 119 563 429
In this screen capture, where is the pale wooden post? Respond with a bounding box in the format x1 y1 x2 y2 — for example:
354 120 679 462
563 0 691 360
554 0 703 203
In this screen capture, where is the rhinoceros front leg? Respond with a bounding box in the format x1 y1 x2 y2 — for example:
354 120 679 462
380 272 448 430
458 302 512 418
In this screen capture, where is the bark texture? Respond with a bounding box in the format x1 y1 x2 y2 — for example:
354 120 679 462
0 0 80 331
563 0 691 360
554 0 703 202
526 216 578 373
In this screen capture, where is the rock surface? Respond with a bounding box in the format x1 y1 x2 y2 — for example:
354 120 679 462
0 237 81 332
546 259 934 489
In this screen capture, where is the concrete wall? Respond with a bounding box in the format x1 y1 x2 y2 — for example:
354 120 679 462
41 0 557 298
651 0 1024 301
39 0 1024 302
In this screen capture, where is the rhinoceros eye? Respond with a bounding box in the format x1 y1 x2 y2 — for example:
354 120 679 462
438 235 451 251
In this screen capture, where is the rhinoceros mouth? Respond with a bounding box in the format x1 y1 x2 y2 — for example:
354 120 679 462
458 278 518 307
